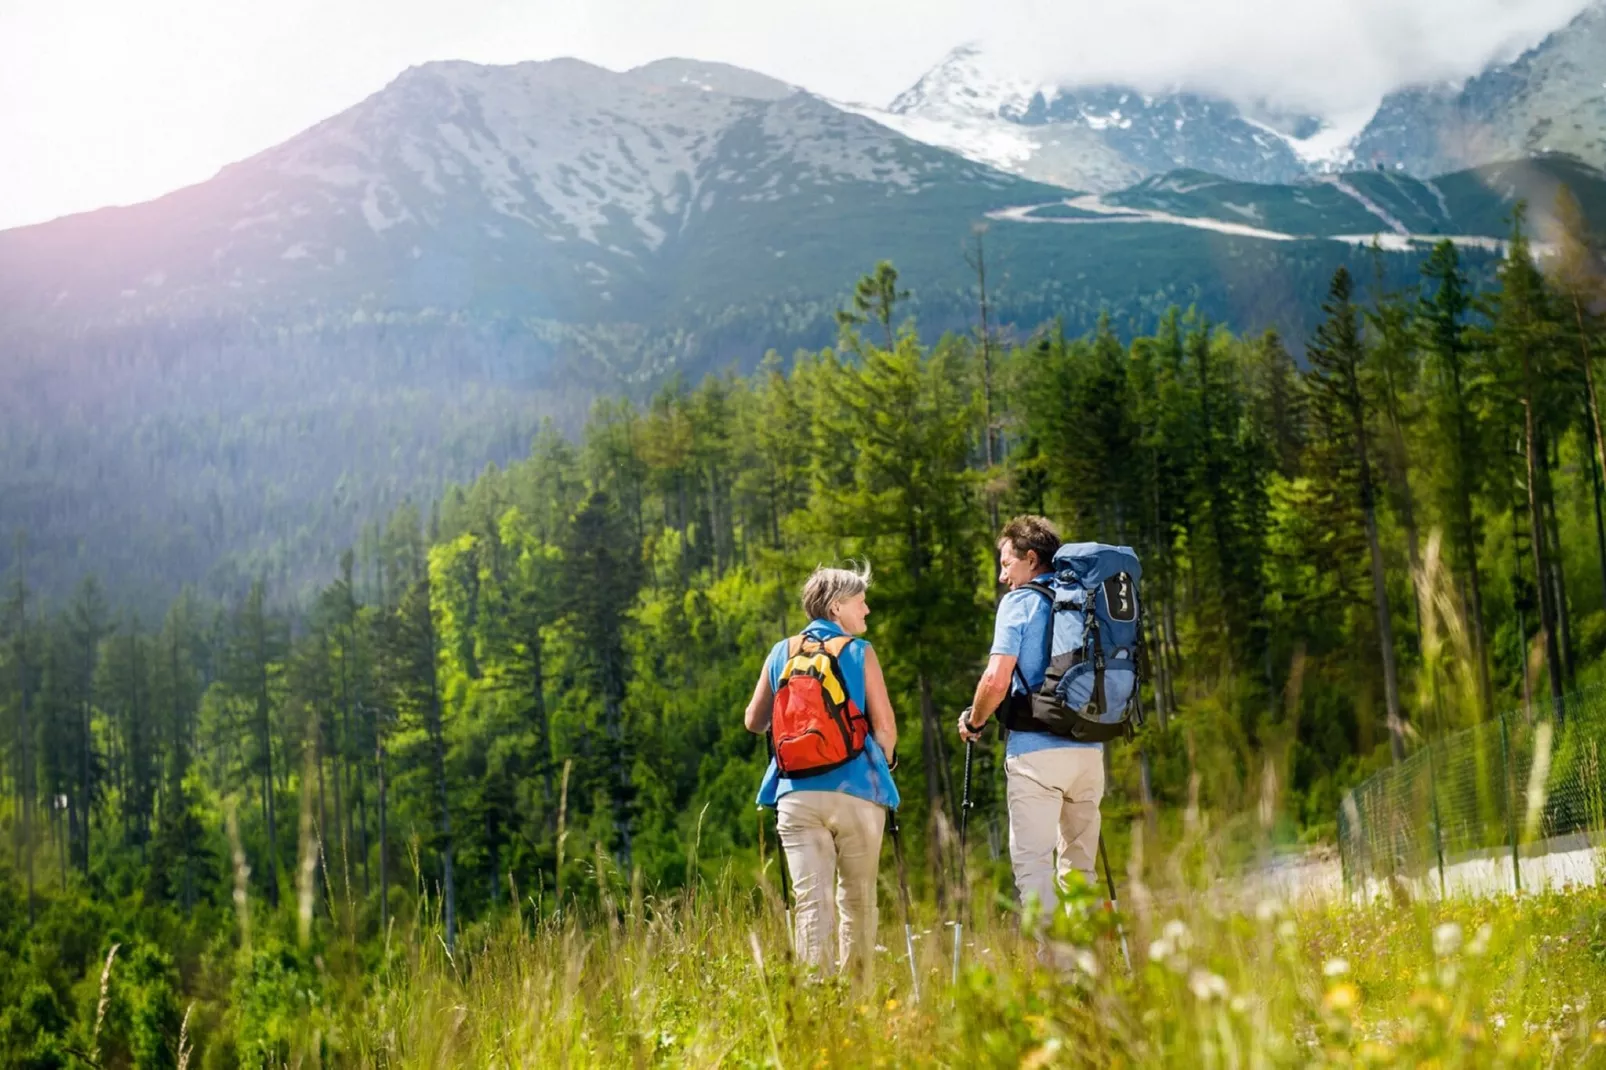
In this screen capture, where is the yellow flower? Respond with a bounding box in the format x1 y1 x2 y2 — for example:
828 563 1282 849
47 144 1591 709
1323 983 1359 1014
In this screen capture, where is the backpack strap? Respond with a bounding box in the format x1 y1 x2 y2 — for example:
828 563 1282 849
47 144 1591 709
821 634 857 658
1015 583 1054 694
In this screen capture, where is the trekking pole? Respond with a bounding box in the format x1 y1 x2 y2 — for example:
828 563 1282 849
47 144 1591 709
762 734 794 955
888 809 921 1001
1098 833 1132 970
952 731 976 987
771 808 793 954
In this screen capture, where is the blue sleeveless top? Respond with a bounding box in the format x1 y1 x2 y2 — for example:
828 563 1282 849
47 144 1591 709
755 619 901 810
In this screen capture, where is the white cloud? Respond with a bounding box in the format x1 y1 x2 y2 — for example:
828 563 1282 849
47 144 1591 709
0 0 1593 229
990 0 1594 116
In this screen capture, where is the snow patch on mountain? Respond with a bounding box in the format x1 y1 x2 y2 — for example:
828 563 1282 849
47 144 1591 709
834 101 1042 175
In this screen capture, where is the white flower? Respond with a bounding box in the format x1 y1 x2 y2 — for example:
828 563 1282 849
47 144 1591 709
1254 899 1280 923
1277 920 1298 941
1433 922 1463 958
1163 919 1192 949
1467 924 1492 957
1323 958 1350 978
1189 969 1229 1001
1148 937 1173 962
1073 949 1100 978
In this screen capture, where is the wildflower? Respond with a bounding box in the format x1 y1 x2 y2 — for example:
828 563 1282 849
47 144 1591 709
1163 919 1192 950
1188 969 1228 1001
1277 919 1297 941
1254 899 1279 923
1433 922 1462 958
1148 937 1173 963
1072 949 1100 979
884 998 899 1012
1323 983 1359 1014
1466 923 1492 957
1323 958 1350 978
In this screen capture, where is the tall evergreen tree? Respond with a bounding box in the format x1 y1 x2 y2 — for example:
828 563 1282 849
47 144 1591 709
1419 241 1493 716
1545 187 1606 618
559 490 642 870
223 581 285 906
836 260 910 351
384 568 458 949
1308 267 1407 761
812 329 985 894
1487 207 1566 718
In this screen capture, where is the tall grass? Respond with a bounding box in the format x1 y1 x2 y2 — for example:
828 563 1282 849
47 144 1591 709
314 834 1606 1068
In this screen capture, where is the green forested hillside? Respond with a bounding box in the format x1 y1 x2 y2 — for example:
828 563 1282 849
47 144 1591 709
3 199 1606 1063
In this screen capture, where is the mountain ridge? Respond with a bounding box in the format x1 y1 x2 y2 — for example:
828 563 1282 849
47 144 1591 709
849 1 1604 191
4 48 1603 605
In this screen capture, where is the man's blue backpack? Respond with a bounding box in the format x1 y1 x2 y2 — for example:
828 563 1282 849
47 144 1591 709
1007 542 1145 743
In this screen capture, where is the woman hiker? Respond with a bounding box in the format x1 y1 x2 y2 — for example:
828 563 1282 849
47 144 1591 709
745 563 900 982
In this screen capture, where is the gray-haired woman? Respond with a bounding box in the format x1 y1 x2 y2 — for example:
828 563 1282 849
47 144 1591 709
745 563 900 981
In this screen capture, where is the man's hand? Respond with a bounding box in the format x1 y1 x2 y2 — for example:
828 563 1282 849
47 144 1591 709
957 706 986 743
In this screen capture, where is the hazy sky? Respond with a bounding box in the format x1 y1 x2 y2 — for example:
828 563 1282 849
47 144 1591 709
0 0 1591 230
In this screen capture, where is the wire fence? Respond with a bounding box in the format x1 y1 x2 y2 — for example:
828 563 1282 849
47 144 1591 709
1338 686 1606 900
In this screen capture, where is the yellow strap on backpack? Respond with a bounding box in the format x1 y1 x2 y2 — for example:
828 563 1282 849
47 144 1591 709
782 634 853 706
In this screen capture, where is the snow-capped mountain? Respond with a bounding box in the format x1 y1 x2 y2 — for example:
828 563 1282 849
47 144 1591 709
844 45 1357 192
4 48 1601 605
851 1 1603 191
0 56 1039 329
1351 1 1605 175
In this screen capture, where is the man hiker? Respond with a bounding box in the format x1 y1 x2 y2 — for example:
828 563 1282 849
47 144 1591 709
957 515 1104 925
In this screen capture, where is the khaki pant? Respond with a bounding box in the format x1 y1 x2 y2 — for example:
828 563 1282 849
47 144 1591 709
776 791 885 979
1005 746 1104 922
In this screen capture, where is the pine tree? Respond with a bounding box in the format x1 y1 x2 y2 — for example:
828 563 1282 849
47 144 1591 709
811 331 986 895
1365 256 1426 621
385 567 458 948
1545 187 1606 620
1308 267 1407 761
5 534 37 922
1419 241 1493 715
224 581 285 906
1487 207 1566 718
66 577 108 873
147 595 208 906
836 260 910 351
560 490 642 870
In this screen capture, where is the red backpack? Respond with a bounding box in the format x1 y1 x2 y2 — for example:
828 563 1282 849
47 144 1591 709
771 633 869 777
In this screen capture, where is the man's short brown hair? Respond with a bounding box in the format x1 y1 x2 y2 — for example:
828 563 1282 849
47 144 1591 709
999 515 1061 571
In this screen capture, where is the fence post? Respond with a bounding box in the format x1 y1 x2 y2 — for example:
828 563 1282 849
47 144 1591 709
1426 741 1447 899
1499 711 1521 895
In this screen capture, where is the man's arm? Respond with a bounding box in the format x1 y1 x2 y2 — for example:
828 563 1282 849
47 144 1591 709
959 653 1016 741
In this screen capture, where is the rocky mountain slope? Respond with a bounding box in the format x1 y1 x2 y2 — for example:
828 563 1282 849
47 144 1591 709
1351 1 1606 175
850 2 1604 191
3 53 1601 605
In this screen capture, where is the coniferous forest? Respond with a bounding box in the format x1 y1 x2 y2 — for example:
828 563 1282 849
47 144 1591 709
4 196 1606 1065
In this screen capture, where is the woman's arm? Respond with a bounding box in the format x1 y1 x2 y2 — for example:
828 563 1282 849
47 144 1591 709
744 662 774 734
862 644 898 758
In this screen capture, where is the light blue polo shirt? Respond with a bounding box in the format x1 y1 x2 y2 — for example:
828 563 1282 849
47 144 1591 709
993 574 1103 758
756 619 901 810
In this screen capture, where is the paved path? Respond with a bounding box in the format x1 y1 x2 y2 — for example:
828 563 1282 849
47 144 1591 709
1232 834 1601 909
